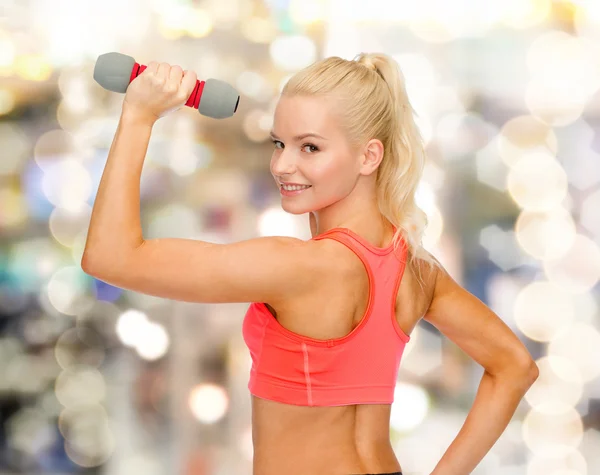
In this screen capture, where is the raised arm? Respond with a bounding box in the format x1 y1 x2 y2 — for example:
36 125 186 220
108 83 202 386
424 262 539 475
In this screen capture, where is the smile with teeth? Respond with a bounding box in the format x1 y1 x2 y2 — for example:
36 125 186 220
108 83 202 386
282 184 311 191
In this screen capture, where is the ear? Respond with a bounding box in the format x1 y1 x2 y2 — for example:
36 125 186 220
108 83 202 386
359 138 384 176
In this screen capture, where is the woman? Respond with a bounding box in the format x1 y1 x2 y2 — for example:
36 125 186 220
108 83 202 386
82 53 540 475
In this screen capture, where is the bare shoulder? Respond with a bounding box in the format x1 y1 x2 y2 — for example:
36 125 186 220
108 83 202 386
408 250 439 296
400 249 439 322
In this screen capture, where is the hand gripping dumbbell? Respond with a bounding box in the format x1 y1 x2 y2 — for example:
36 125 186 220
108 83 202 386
93 52 240 119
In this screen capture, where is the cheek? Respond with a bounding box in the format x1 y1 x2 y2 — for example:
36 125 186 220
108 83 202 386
312 154 356 191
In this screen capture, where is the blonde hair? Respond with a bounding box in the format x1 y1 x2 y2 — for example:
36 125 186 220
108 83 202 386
282 52 442 289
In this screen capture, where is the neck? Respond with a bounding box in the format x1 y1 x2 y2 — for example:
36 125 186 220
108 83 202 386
312 180 391 241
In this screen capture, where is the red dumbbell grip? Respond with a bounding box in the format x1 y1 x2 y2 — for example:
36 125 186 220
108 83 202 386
129 62 205 109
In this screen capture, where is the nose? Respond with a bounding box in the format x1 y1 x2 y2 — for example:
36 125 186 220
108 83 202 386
270 149 297 177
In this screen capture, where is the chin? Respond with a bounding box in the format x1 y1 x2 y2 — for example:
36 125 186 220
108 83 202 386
280 204 309 215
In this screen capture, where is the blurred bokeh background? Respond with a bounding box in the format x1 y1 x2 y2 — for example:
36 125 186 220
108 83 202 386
1 0 600 473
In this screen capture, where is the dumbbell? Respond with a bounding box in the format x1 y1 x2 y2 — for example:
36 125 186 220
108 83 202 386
93 52 240 119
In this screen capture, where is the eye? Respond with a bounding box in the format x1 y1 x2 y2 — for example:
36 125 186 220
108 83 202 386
271 139 319 153
302 143 319 153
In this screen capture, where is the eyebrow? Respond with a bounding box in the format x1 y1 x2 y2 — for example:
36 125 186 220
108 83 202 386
269 131 327 141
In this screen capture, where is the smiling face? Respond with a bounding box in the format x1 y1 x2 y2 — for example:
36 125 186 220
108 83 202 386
269 94 363 215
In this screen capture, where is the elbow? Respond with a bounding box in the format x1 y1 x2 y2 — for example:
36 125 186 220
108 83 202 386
524 359 540 383
491 358 539 388
81 251 109 278
81 250 134 288
513 352 539 381
81 252 95 275
517 360 540 394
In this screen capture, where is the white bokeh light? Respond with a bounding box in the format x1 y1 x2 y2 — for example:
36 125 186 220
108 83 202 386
188 383 229 424
115 309 149 348
135 321 169 361
270 35 317 71
390 382 430 432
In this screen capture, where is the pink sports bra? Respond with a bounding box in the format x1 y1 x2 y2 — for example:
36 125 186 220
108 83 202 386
242 226 411 407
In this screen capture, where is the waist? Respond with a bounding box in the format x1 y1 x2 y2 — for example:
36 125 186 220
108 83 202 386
252 435 401 475
251 395 401 475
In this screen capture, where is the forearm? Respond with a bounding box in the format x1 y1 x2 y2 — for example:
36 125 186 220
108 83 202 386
82 110 154 267
430 368 537 475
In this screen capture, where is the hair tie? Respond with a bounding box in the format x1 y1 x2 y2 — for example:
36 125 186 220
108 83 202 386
352 53 376 71
362 59 377 72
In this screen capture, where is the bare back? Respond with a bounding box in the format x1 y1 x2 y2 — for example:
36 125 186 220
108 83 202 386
251 228 437 475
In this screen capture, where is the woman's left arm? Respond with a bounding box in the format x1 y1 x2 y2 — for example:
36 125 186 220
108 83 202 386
424 262 539 475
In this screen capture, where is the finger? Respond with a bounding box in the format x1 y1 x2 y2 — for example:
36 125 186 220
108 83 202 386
179 69 198 100
145 61 159 74
157 62 170 82
169 65 183 85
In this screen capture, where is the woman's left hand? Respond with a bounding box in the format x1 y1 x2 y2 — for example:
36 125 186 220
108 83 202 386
122 61 198 124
